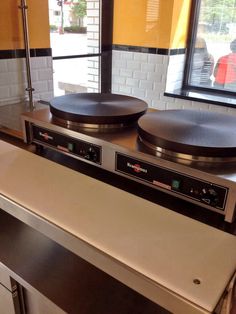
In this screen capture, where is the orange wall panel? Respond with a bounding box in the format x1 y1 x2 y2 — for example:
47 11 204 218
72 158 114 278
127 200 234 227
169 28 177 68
27 0 50 49
113 1 150 47
0 0 190 51
170 0 191 49
113 0 191 49
0 0 21 50
0 0 50 50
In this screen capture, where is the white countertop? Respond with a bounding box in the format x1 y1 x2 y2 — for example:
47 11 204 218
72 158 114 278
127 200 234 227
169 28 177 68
0 140 235 314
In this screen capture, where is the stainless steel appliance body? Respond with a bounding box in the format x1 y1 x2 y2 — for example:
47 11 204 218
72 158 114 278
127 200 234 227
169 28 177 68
0 264 26 314
22 108 236 223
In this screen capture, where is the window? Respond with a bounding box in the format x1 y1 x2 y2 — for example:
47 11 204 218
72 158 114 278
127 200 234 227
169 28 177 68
53 10 61 16
184 0 236 96
49 0 113 96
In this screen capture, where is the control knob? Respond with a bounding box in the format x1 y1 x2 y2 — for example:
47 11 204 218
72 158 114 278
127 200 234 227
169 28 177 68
200 187 219 207
85 147 97 162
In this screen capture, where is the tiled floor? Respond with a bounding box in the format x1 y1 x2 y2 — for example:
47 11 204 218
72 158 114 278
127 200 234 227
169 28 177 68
0 101 48 137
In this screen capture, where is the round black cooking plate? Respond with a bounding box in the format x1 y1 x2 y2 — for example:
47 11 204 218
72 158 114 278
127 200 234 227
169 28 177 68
138 109 236 157
50 93 148 125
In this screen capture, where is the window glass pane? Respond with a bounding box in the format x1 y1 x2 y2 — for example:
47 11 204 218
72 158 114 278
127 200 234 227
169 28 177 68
53 57 100 96
189 0 236 92
48 0 100 56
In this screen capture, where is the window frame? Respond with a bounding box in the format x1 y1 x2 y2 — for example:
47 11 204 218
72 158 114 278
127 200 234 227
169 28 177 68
183 0 236 99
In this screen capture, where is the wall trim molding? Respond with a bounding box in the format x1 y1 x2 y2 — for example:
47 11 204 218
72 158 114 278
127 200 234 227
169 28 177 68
112 44 186 55
0 48 52 59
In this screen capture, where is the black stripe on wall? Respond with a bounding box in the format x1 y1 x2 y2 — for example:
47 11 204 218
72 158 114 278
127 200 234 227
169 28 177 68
0 48 52 59
112 44 186 55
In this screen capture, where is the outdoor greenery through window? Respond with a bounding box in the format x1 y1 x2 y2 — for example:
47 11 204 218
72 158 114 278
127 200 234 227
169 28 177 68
186 0 236 94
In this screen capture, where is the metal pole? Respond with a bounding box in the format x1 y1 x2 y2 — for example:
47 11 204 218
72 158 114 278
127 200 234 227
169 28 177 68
18 0 35 111
60 1 64 34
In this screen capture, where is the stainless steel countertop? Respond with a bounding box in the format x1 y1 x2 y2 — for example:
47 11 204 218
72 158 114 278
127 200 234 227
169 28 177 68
0 140 235 314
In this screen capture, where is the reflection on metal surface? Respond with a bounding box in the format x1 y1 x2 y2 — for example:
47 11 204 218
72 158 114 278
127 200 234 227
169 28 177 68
139 136 236 166
146 0 160 31
52 116 129 132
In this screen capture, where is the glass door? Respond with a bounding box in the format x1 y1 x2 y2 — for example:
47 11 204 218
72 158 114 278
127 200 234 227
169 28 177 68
49 0 103 96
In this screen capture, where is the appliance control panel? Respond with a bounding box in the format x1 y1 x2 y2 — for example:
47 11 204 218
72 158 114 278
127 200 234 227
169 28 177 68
31 125 101 164
116 153 228 210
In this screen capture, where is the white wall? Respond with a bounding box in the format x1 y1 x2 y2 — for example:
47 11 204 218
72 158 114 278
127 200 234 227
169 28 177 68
112 50 236 116
0 56 53 106
87 0 100 92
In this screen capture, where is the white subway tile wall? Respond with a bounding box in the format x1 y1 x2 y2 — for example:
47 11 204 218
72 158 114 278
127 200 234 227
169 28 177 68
165 54 185 92
87 0 100 92
112 50 168 109
0 57 53 106
112 50 236 115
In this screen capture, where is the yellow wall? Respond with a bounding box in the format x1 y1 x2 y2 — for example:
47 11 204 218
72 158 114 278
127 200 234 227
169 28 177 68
170 0 192 48
0 0 190 51
0 0 50 50
113 0 191 49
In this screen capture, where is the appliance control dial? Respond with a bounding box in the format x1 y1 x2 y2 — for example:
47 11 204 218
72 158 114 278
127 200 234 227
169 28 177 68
85 147 97 162
200 187 219 206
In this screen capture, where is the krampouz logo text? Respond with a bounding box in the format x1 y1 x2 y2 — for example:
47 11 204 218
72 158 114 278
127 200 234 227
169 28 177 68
127 162 148 173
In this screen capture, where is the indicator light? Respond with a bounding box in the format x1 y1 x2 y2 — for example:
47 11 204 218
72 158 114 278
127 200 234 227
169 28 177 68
67 143 74 151
171 179 181 190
